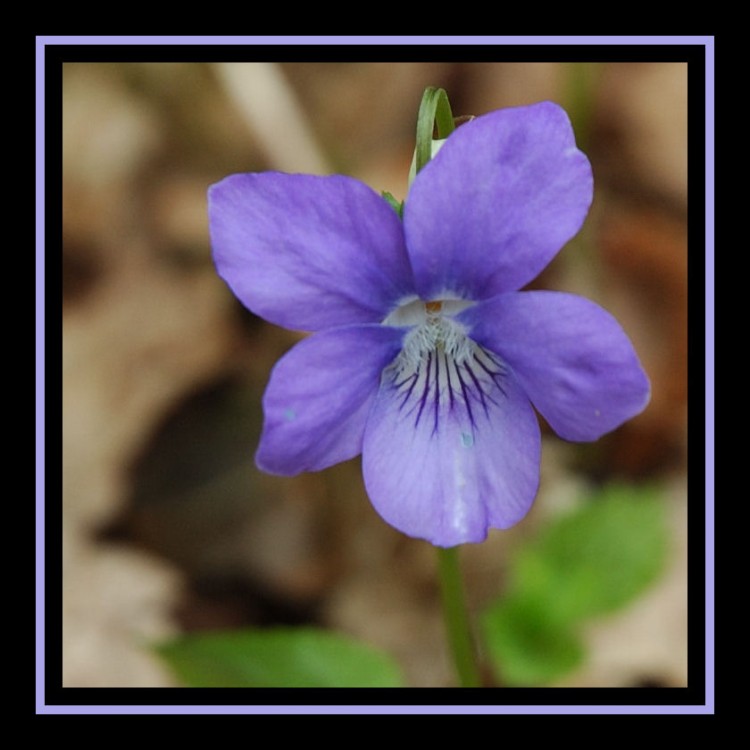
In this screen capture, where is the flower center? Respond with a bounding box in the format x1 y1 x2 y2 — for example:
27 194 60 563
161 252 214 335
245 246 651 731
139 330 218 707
383 298 478 368
383 296 474 328
399 305 473 369
383 298 509 434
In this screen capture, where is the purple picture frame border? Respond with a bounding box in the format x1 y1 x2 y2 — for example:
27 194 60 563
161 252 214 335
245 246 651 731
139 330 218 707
39 35 715 715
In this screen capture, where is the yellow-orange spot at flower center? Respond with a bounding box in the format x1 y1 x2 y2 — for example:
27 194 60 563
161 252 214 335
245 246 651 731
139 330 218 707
425 300 443 314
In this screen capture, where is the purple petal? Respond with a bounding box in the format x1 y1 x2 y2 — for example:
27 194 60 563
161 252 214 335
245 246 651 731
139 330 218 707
362 346 540 547
459 291 651 441
209 173 415 331
256 324 405 475
403 102 593 301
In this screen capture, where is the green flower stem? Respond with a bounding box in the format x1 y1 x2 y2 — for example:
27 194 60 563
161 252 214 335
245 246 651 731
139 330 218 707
564 62 601 153
437 546 482 687
561 63 601 292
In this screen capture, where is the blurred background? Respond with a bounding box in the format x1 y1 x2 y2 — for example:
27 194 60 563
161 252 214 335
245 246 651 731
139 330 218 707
61 61 688 688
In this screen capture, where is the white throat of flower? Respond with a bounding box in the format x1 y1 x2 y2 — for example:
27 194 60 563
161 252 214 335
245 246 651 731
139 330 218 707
399 301 473 369
382 298 508 433
383 298 477 368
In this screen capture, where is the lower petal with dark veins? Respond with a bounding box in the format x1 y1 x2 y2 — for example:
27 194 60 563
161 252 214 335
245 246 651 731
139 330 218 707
362 339 541 547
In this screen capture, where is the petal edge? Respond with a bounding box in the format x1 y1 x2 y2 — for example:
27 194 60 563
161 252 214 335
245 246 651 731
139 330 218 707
459 291 650 441
404 102 593 300
256 324 406 475
210 173 416 331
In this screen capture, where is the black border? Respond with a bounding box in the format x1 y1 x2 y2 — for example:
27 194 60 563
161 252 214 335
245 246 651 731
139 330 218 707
47 38 708 711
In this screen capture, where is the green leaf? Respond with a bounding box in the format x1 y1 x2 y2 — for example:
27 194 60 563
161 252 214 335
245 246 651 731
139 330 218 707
514 484 669 623
482 596 584 686
156 627 405 687
481 483 670 685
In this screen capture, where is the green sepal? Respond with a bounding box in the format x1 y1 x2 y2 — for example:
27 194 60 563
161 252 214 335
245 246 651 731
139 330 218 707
381 190 404 218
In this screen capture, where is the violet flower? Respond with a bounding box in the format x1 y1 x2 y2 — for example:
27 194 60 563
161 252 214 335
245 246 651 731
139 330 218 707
208 101 650 548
